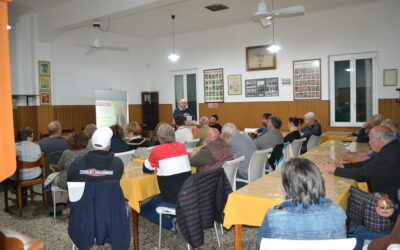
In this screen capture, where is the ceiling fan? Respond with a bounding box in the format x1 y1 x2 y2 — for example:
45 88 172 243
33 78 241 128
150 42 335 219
253 0 305 27
83 21 129 55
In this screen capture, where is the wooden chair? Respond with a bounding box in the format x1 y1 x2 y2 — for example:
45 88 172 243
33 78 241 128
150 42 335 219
3 153 48 216
0 226 44 250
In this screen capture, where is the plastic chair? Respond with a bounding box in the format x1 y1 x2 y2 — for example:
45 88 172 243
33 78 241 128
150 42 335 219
307 135 321 151
222 156 245 191
51 185 68 219
244 128 259 134
237 148 272 184
3 153 47 216
290 138 306 158
184 138 200 149
114 149 135 163
259 238 357 250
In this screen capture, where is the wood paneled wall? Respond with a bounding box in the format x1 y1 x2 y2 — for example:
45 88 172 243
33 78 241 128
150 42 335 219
12 99 398 137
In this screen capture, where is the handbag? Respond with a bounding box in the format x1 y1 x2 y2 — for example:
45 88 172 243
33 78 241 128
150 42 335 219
347 186 394 232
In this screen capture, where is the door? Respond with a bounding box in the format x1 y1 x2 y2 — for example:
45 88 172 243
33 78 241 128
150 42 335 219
173 69 198 120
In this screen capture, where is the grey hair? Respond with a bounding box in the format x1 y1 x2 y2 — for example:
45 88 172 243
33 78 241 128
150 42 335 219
372 128 397 144
222 123 237 135
48 120 62 135
304 112 316 121
381 119 399 136
281 158 326 208
199 116 209 125
84 124 97 139
157 124 175 144
372 114 384 123
269 116 282 129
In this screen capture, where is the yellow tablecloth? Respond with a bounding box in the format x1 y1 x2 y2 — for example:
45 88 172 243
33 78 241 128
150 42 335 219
223 141 369 229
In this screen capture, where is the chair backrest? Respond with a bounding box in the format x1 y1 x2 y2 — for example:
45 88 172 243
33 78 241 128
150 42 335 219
222 156 245 191
244 128 258 134
16 153 46 183
290 138 307 158
259 238 357 250
307 135 321 151
114 149 135 163
248 148 272 183
184 138 200 149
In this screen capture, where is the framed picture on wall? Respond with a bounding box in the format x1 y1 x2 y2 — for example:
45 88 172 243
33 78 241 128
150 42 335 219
40 91 51 105
245 78 279 97
38 61 50 76
383 69 397 86
293 59 321 100
204 68 224 103
246 45 276 71
227 74 242 95
39 76 51 90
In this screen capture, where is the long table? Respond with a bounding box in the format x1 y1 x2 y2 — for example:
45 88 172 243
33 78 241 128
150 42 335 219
223 141 370 250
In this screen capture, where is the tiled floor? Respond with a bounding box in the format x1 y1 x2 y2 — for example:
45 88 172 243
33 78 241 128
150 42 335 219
0 190 259 249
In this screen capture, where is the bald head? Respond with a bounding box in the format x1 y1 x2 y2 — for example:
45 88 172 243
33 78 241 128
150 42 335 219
199 116 209 127
206 128 220 143
48 120 62 136
179 98 188 109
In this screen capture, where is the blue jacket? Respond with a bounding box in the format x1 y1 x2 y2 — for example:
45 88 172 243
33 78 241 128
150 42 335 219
68 180 131 250
257 198 346 246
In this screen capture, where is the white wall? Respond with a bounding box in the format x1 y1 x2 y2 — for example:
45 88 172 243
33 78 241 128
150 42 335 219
147 0 400 104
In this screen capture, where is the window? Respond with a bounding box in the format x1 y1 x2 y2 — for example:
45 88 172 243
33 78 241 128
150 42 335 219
329 52 378 127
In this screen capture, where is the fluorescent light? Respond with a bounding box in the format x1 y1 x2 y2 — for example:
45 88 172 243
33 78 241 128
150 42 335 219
267 43 281 53
168 52 180 62
7 25 11 30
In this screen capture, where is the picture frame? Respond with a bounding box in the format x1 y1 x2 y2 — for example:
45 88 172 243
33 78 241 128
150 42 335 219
38 61 50 76
39 76 51 90
293 59 321 100
246 45 276 71
245 78 279 97
383 69 398 86
204 68 224 103
227 74 242 95
40 91 51 105
281 78 291 85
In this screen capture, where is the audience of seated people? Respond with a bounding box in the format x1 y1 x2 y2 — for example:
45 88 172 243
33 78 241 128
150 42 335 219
268 117 303 170
300 112 322 154
109 124 129 153
209 114 222 133
39 120 68 170
254 115 284 150
125 121 148 150
190 128 233 173
152 122 170 146
255 113 272 137
194 116 210 146
257 158 346 246
83 124 97 151
353 114 383 143
174 115 193 143
141 124 192 230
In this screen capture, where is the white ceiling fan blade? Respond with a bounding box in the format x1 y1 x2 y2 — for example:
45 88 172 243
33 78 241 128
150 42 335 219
273 5 305 15
100 46 130 52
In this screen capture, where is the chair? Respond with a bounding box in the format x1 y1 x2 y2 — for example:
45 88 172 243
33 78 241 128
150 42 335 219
184 138 200 149
51 185 68 219
114 149 135 163
237 148 272 184
0 226 44 250
3 153 47 216
290 138 306 158
259 238 357 250
222 156 245 191
244 128 258 134
307 135 321 151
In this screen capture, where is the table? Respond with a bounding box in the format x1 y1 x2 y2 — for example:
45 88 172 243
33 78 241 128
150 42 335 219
223 141 369 250
320 132 356 144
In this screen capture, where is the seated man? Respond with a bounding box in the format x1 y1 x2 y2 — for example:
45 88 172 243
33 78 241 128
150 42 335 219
256 113 272 137
254 116 284 150
141 124 191 230
300 112 322 154
39 120 68 169
173 98 192 120
221 123 256 188
353 114 383 143
190 128 233 173
194 116 210 146
209 114 222 133
174 115 193 143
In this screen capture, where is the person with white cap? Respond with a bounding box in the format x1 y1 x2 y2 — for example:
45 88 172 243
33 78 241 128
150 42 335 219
67 127 124 182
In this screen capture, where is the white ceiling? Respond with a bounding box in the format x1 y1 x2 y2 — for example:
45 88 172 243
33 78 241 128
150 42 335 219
9 0 383 40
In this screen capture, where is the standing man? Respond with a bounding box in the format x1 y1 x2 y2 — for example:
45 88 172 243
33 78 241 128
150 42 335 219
39 120 68 168
173 98 192 120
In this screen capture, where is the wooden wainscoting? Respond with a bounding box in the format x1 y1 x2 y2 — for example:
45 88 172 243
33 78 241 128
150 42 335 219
379 99 400 123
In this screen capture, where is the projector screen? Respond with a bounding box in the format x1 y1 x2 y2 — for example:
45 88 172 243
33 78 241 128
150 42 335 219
95 89 128 129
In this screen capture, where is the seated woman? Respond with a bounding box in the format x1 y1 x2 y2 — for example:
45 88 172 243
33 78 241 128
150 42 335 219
268 117 303 169
300 112 322 154
109 124 129 153
257 158 346 246
125 121 147 150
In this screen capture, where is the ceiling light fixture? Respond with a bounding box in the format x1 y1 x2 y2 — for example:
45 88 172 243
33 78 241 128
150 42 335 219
168 15 180 62
267 0 281 53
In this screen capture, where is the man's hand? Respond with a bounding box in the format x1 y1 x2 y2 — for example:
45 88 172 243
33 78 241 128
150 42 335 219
300 132 304 137
319 160 340 174
340 151 351 162
183 112 189 117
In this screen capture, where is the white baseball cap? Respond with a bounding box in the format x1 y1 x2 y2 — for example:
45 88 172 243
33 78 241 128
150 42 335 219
91 127 113 150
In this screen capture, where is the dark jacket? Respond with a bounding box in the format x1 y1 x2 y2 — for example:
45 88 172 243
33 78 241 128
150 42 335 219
335 140 400 205
67 150 124 183
68 180 130 250
356 128 370 143
269 130 301 170
110 136 129 153
209 123 222 133
127 137 148 150
176 168 232 248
